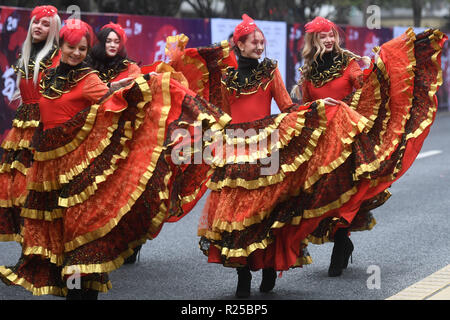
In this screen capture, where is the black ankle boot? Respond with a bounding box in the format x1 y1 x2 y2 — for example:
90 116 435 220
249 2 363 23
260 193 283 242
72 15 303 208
328 228 354 277
66 288 99 300
235 266 252 298
66 289 83 300
259 268 277 293
124 245 142 264
82 289 99 300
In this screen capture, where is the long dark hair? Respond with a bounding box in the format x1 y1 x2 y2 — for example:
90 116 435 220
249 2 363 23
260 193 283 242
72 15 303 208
87 28 129 70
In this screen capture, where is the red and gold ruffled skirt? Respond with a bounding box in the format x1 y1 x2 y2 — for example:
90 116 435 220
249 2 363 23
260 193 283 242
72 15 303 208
0 101 41 243
197 29 446 270
0 72 230 296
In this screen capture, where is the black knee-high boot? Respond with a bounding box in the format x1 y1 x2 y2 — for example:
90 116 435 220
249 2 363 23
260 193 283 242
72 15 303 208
259 268 277 293
235 266 252 298
328 228 354 277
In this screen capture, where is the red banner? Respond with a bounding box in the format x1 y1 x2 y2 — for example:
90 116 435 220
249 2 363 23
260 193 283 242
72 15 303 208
286 23 449 110
0 6 211 142
1 6 448 143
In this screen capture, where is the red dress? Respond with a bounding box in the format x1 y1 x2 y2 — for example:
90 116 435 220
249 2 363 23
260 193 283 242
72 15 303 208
0 45 60 243
0 61 231 296
299 54 385 241
39 64 109 130
302 58 363 103
184 30 447 270
220 59 294 123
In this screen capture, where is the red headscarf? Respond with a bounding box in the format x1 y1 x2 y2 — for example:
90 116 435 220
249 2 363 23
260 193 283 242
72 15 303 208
30 5 58 20
101 22 127 45
304 17 337 33
233 14 260 44
60 19 95 47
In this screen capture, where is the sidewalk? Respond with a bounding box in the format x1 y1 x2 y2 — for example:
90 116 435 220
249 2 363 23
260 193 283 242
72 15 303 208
386 265 450 300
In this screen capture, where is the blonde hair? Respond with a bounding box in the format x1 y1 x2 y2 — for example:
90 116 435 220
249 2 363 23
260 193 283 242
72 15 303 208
16 14 61 86
299 28 370 86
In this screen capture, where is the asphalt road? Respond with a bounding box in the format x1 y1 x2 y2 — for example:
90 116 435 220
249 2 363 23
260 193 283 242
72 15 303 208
0 111 449 302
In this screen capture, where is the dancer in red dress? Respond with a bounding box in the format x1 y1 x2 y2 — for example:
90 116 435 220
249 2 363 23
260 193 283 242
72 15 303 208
86 22 143 264
211 15 296 297
221 15 294 122
87 22 141 85
292 17 392 277
164 15 321 298
0 5 61 245
0 19 230 299
167 15 446 298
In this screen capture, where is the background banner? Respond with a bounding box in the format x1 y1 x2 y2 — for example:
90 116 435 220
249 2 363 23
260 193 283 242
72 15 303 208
286 24 449 110
0 6 211 142
0 6 448 142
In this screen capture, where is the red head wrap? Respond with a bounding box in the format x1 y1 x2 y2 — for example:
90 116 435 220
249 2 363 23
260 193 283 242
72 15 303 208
233 14 260 44
305 17 337 33
30 5 58 21
101 22 127 45
60 19 95 47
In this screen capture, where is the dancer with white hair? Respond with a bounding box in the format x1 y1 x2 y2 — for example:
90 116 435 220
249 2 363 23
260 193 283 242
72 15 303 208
0 5 61 244
0 17 230 300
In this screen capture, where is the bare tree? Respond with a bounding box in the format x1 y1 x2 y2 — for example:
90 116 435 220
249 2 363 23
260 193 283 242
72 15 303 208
0 0 93 10
296 0 333 21
1 0 434 27
221 0 265 19
361 0 372 27
411 0 422 26
184 0 215 17
92 0 183 16
220 0 331 22
0 0 185 20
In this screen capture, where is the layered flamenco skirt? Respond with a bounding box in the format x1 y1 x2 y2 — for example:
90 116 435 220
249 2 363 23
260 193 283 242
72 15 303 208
0 72 230 296
197 29 446 270
0 100 40 244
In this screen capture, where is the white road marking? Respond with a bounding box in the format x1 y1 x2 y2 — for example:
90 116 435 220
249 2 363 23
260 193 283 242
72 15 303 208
416 150 443 159
386 265 450 300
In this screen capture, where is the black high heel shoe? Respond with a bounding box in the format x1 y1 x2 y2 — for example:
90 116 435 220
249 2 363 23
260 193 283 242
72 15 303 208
124 245 142 265
82 289 99 300
66 288 98 300
66 274 100 300
328 228 354 277
66 289 83 300
235 266 252 298
259 268 277 293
